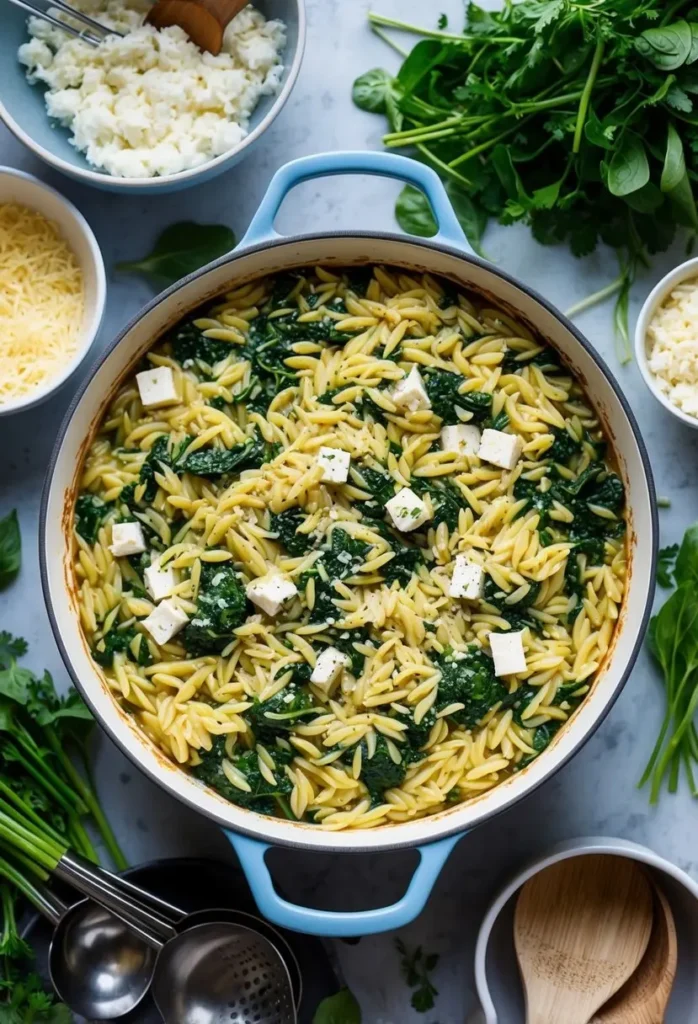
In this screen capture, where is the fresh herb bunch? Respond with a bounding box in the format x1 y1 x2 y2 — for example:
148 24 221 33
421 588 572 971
354 2 698 361
395 937 439 1013
640 522 698 802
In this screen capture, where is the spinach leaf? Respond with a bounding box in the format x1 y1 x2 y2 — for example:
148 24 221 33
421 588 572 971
548 427 581 464
350 733 407 804
75 495 111 545
0 510 21 590
193 738 292 815
93 627 151 667
674 521 698 588
312 988 361 1024
270 508 315 556
183 564 250 655
171 321 233 369
139 434 193 501
395 185 440 238
116 222 236 287
247 684 319 742
434 646 507 728
302 530 371 624
178 432 272 478
352 67 395 113
607 134 650 198
424 369 491 424
355 464 396 512
412 478 468 532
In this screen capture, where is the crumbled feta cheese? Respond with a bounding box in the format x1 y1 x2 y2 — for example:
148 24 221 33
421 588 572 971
246 571 297 617
109 521 146 557
18 6 286 179
440 424 481 456
647 279 698 418
478 428 523 470
392 366 431 412
489 630 527 676
317 447 351 484
136 367 178 408
144 557 176 603
385 487 431 532
310 646 349 689
143 599 188 646
449 555 485 600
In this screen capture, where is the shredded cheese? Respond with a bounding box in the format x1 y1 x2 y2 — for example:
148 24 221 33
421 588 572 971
0 202 84 404
647 279 698 419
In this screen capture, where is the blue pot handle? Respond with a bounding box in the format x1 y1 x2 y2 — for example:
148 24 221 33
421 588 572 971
239 150 470 253
225 830 463 936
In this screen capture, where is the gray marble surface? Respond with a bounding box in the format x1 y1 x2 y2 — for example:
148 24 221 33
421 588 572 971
1 1 697 1021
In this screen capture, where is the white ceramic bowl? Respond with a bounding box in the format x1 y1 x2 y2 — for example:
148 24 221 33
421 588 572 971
474 837 698 1023
635 256 698 430
0 167 105 415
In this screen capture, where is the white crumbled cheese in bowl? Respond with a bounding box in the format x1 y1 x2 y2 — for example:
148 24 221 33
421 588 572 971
17 1 286 178
646 279 698 419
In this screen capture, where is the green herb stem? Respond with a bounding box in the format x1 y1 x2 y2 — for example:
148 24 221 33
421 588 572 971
0 814 62 872
573 39 606 154
565 274 625 318
0 781 66 849
0 854 46 908
369 24 408 58
368 11 522 45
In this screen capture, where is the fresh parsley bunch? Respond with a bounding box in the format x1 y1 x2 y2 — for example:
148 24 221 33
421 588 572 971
355 1 698 361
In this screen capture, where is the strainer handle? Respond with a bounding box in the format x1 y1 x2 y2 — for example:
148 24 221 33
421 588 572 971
238 150 471 253
226 831 463 937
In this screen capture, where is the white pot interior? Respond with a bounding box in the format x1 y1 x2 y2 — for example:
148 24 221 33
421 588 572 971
41 235 656 852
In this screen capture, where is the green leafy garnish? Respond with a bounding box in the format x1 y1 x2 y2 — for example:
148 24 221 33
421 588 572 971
74 494 111 544
395 937 439 1013
192 737 292 816
116 222 236 287
182 563 250 655
657 543 679 588
312 988 361 1024
0 511 20 590
434 646 507 728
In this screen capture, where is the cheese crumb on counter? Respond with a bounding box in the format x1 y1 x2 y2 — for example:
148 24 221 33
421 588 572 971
18 3 286 179
478 428 522 470
385 487 431 532
246 571 297 617
489 630 527 677
136 366 178 408
317 447 351 483
109 521 146 557
310 647 349 689
143 598 188 645
647 279 698 418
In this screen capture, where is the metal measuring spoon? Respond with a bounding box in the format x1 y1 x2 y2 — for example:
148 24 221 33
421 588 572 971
32 884 157 1019
152 921 297 1024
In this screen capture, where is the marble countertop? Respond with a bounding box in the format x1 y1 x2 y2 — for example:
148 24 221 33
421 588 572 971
1 1 697 1021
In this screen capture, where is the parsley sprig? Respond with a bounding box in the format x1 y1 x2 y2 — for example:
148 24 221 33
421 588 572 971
355 2 698 362
395 937 439 1012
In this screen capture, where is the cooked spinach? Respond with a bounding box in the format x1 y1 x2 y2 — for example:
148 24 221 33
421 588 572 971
171 321 232 369
193 738 292 815
270 508 315 557
413 478 469 532
424 369 492 424
434 646 507 728
484 576 540 620
548 428 582 464
355 464 396 512
394 706 436 756
75 494 112 544
92 627 152 667
139 434 193 502
362 515 423 585
330 627 370 677
247 684 319 742
352 733 407 805
182 564 250 655
178 432 278 478
302 530 371 624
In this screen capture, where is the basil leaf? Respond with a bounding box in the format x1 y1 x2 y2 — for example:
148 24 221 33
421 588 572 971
312 989 361 1024
0 510 21 590
352 68 394 113
117 222 236 286
636 21 692 71
607 134 650 197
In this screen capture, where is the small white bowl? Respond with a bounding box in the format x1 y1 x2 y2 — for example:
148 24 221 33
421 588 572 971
474 836 698 1024
0 166 105 415
635 256 698 429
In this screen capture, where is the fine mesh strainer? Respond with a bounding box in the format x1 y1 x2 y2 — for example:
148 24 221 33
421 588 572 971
151 921 296 1024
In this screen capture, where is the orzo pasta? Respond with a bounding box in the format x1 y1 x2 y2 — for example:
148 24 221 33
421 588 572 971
72 265 626 830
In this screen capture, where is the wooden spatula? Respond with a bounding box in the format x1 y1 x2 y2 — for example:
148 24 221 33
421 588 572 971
514 855 654 1024
591 881 678 1024
146 0 249 54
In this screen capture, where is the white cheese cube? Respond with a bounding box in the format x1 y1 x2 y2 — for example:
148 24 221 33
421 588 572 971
109 522 146 557
478 428 523 470
144 557 176 603
392 366 431 412
143 599 188 646
310 646 349 689
136 366 178 408
489 630 527 676
449 554 485 600
246 572 298 617
441 424 481 456
317 447 351 484
385 487 431 533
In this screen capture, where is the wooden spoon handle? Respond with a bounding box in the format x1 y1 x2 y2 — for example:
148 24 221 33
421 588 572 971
146 0 248 54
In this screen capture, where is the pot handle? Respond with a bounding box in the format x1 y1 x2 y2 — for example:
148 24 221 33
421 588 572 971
224 830 462 937
239 150 470 252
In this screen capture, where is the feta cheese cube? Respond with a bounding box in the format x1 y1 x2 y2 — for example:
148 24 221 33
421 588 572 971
489 630 527 676
142 599 188 646
385 487 431 533
246 572 298 617
440 424 481 457
136 367 178 408
109 521 146 557
392 366 431 412
310 646 349 689
449 554 485 600
478 428 523 470
144 557 177 603
317 447 351 484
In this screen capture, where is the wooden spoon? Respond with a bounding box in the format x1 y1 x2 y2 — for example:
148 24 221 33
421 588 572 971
514 855 653 1024
146 0 249 54
590 881 678 1024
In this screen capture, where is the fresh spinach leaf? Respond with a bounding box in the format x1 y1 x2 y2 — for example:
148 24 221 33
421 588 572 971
352 68 395 113
0 510 21 590
116 222 235 287
312 989 361 1024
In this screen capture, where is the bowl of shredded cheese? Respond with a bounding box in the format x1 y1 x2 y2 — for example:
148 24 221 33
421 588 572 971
0 0 304 194
0 166 105 413
635 256 698 429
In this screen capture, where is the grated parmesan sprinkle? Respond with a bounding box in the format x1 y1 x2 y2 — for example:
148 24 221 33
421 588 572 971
0 203 84 404
647 279 698 419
